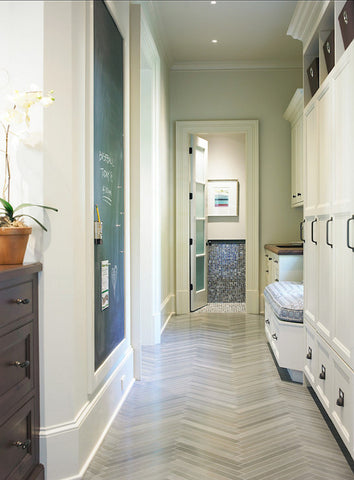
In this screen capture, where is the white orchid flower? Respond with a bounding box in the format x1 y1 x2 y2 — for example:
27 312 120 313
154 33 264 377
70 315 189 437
1 107 25 126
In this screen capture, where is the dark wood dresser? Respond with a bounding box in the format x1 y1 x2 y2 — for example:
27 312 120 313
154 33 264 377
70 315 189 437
0 263 44 480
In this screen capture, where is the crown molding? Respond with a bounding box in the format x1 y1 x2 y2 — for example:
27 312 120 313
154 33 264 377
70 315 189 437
170 61 302 72
287 0 331 52
135 0 173 67
283 88 304 123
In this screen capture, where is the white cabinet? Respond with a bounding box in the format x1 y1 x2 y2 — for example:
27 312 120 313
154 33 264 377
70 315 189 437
289 1 354 457
301 37 354 459
303 319 354 454
265 300 304 372
284 89 304 207
264 247 303 287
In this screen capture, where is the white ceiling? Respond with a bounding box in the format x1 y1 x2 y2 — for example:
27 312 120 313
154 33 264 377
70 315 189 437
145 0 302 69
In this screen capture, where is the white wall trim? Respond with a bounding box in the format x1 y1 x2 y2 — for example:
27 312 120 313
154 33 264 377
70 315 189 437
40 348 134 480
160 293 175 334
287 1 330 52
85 0 132 395
171 62 302 72
176 120 259 315
40 347 134 437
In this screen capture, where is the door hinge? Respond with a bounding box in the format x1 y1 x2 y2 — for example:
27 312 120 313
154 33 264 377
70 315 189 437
189 192 193 200
190 283 193 291
189 147 193 154
190 238 193 246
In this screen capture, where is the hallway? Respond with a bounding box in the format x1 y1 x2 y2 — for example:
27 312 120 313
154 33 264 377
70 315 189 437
84 313 353 479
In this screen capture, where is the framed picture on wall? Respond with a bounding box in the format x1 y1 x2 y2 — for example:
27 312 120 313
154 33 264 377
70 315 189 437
208 179 239 216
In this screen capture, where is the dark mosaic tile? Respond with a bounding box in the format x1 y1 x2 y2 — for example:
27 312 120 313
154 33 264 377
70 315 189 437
207 242 245 303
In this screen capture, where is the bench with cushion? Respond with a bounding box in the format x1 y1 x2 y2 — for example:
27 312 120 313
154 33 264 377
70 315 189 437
264 281 304 378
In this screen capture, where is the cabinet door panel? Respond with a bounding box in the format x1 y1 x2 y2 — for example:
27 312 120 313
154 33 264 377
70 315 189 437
304 104 318 215
304 322 317 387
333 54 354 213
333 214 354 369
317 86 332 214
332 356 353 450
295 118 303 205
303 218 318 328
316 337 332 411
317 217 334 343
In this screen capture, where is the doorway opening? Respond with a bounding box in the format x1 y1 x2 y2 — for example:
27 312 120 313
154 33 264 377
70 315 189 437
176 120 259 315
190 133 247 313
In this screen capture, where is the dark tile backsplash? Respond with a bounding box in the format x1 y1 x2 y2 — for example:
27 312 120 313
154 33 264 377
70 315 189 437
207 241 245 303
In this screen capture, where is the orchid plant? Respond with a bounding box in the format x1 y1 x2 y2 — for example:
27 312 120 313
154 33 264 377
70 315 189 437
0 87 57 230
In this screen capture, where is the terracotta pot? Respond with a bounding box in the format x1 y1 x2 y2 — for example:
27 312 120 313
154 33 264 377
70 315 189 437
0 227 32 264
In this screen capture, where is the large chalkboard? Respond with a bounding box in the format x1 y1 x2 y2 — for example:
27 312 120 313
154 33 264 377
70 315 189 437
94 0 124 371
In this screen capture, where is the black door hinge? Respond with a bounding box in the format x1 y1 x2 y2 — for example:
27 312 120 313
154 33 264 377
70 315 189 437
189 147 193 154
190 238 193 246
189 192 193 200
190 283 193 291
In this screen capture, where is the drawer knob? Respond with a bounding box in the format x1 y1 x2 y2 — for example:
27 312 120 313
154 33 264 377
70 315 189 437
13 360 30 369
272 333 278 340
15 298 30 305
336 389 344 407
319 365 326 380
306 347 312 360
265 319 270 325
13 439 31 450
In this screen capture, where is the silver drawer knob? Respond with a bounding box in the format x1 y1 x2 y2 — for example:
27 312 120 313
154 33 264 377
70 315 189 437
13 360 30 368
13 439 31 450
15 298 30 305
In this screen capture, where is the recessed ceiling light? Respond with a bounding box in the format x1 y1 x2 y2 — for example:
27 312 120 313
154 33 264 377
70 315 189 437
211 1 216 4
211 39 218 44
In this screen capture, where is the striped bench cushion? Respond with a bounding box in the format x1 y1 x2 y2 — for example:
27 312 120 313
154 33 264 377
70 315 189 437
264 281 303 323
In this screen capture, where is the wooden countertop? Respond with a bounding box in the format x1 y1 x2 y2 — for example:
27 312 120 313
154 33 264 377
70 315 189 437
264 244 303 255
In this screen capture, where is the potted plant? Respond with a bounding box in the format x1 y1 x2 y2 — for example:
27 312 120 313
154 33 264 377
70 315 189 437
0 87 57 264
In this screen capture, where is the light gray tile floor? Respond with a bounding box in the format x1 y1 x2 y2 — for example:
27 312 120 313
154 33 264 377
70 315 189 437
84 312 354 479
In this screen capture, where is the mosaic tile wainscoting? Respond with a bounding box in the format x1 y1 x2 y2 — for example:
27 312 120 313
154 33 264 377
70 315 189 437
207 240 245 303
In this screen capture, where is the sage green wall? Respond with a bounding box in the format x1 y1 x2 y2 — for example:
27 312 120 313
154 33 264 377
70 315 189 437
170 68 303 296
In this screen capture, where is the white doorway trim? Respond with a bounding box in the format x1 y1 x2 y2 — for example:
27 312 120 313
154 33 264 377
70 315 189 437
176 120 259 314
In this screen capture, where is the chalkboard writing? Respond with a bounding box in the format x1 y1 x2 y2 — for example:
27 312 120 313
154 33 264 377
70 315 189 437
94 0 124 371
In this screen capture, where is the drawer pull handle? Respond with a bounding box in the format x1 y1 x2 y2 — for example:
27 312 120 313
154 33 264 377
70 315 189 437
326 217 333 248
311 218 318 245
319 365 326 380
13 360 30 369
13 439 31 450
265 319 270 325
272 333 278 340
300 220 305 243
16 298 30 305
306 347 312 360
346 215 354 251
336 389 344 407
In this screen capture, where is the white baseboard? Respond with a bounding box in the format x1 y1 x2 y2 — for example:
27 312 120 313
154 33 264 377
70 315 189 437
176 289 189 314
40 348 134 480
260 293 265 314
160 293 175 334
246 289 260 314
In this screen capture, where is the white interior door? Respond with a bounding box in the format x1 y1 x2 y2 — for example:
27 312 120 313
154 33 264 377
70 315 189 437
190 135 208 311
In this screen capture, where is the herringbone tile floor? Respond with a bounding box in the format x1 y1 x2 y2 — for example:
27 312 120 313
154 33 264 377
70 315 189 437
84 313 354 479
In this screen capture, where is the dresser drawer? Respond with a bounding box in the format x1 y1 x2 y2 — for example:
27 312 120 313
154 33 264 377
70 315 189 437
0 397 37 480
0 322 34 416
0 282 34 329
